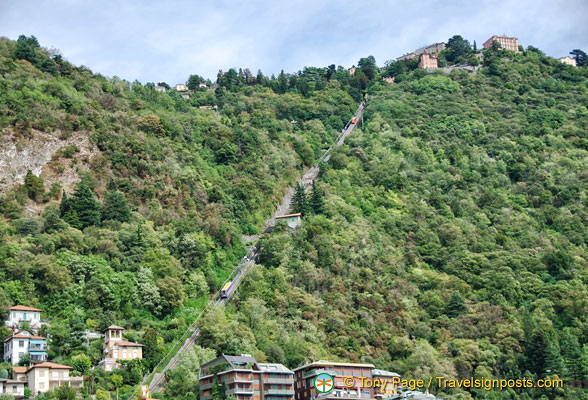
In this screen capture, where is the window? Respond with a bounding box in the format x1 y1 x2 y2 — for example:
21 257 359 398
40 382 45 390
19 340 24 348
40 370 45 377
23 312 27 320
12 385 17 393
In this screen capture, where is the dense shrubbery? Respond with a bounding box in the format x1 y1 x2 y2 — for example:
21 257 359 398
199 49 588 399
0 35 365 398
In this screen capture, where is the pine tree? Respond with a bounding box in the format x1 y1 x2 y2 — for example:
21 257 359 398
291 183 308 215
446 292 467 318
310 181 325 215
544 338 565 377
102 190 131 222
61 182 101 229
560 330 582 380
526 330 548 375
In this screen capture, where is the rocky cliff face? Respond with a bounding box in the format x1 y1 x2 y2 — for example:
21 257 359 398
0 129 96 211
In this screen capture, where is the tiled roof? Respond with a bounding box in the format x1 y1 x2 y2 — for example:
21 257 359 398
106 325 124 330
5 334 46 342
10 305 42 312
275 213 302 219
11 367 27 374
28 362 72 370
117 340 143 347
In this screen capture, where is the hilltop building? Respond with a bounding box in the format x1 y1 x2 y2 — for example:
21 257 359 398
418 53 438 69
397 42 445 61
348 66 356 75
199 354 295 400
293 360 376 399
175 84 188 92
382 77 395 83
99 325 143 372
3 330 48 365
154 86 167 93
483 35 519 52
559 56 577 66
5 305 44 333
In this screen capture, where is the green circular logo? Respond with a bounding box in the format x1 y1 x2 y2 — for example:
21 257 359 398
314 372 334 393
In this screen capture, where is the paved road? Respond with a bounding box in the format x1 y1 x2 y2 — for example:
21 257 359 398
147 100 366 395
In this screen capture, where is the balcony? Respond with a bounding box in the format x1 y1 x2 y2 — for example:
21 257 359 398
226 387 254 396
29 344 48 351
264 376 294 384
30 354 47 362
264 388 295 396
49 376 84 388
225 376 254 384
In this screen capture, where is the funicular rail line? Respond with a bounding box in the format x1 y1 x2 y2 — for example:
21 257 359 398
142 99 366 396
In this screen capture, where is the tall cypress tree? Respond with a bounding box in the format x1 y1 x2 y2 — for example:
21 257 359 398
61 182 101 229
102 190 131 222
310 181 325 215
291 183 308 215
446 292 467 318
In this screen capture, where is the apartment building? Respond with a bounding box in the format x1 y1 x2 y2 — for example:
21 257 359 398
0 378 26 399
483 35 519 52
397 42 446 61
199 354 295 400
293 360 376 400
3 330 48 364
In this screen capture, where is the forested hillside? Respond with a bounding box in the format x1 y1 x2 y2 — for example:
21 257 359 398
1 34 587 400
0 35 364 398
187 49 588 400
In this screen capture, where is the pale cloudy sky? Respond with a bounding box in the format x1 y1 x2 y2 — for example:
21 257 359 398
1 0 586 84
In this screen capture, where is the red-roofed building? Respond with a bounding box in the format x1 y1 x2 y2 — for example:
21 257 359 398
99 326 143 371
5 305 44 332
26 362 83 395
3 330 47 365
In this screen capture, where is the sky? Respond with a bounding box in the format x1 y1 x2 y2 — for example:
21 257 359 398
1 0 587 84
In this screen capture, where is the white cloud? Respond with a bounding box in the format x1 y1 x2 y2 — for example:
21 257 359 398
1 0 586 83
